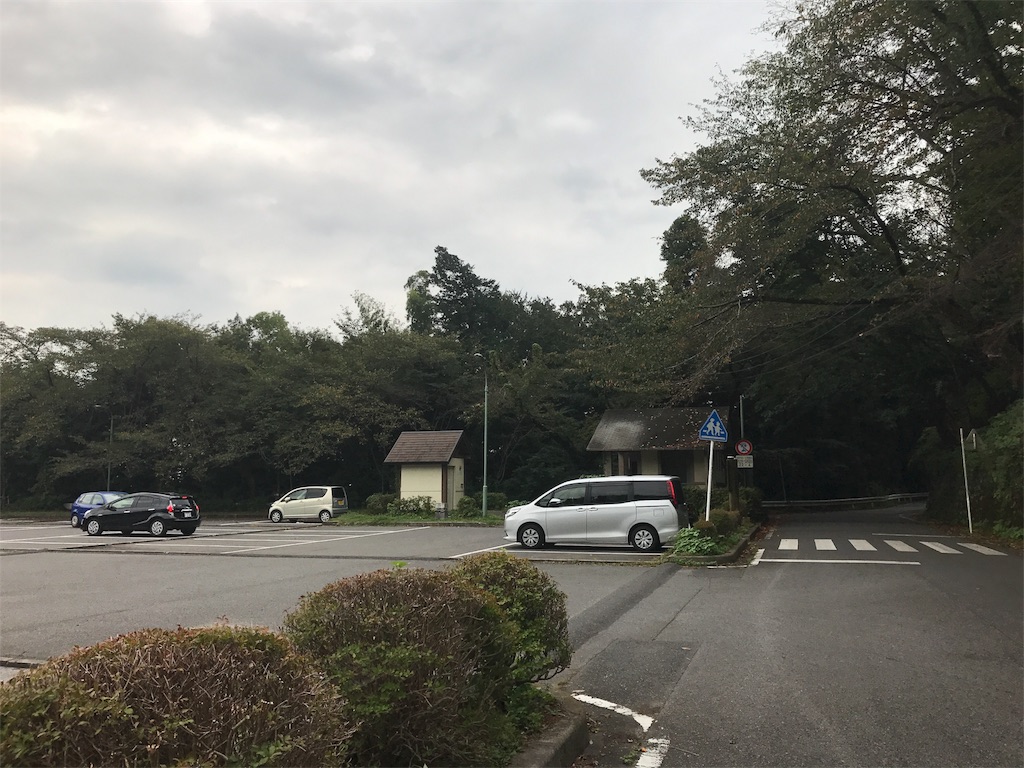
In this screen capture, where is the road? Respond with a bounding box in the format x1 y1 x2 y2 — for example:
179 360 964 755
1 507 1021 766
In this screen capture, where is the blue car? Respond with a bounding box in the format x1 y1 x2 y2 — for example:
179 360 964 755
70 491 128 527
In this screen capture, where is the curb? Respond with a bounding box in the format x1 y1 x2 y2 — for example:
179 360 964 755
671 522 762 566
510 693 590 768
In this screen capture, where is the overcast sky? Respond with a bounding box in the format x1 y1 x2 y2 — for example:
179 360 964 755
1 0 778 334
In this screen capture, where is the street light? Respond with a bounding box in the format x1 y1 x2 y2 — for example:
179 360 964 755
94 405 113 491
474 353 489 518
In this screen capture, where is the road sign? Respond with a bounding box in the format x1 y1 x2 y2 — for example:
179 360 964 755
698 409 728 442
736 439 753 455
737 455 754 469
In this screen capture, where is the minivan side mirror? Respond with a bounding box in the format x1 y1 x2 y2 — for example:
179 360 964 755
548 497 563 507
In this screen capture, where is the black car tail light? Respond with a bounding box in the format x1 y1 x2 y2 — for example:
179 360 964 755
166 502 175 515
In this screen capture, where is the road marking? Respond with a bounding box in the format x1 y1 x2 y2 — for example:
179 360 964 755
920 541 961 554
959 543 1007 556
224 527 430 554
779 539 798 550
814 539 836 550
637 738 671 768
756 558 921 565
884 540 918 552
572 693 654 732
751 548 764 565
450 543 516 558
850 539 876 551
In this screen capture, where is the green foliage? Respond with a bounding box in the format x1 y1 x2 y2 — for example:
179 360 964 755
385 495 436 517
449 551 572 683
363 493 396 514
671 528 718 556
0 626 351 767
709 508 739 535
739 486 764 518
693 519 717 538
282 568 521 767
454 495 481 518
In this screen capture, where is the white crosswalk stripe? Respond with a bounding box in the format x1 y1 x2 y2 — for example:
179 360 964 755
767 537 1007 555
959 542 1007 556
921 541 961 554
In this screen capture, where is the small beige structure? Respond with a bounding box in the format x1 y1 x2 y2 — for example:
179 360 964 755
383 430 466 511
587 408 731 485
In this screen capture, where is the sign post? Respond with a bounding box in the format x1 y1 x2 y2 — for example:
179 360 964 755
698 410 729 522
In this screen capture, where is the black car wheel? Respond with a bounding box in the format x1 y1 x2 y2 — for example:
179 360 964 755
518 523 545 549
270 510 283 523
318 510 331 523
149 519 167 537
85 519 102 536
630 524 659 552
180 526 196 535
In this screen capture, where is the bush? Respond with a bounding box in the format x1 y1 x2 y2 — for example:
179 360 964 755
682 486 729 518
385 495 435 517
363 493 396 514
0 626 351 768
739 486 765 520
709 508 740 535
449 551 572 684
283 568 521 767
693 519 717 538
481 491 509 512
454 495 481 518
672 527 719 556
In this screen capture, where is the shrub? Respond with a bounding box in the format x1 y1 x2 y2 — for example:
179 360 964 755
482 491 509 512
672 527 718 556
739 486 765 520
283 568 521 767
693 519 717 537
454 495 481 518
709 508 740 535
385 495 435 517
0 626 351 768
363 493 396 514
449 551 572 684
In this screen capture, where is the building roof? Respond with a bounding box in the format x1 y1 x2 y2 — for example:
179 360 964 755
586 408 730 452
384 430 464 464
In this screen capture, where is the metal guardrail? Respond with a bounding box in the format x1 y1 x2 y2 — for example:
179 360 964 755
762 493 928 511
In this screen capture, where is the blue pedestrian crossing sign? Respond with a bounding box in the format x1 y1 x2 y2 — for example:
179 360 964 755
698 409 728 442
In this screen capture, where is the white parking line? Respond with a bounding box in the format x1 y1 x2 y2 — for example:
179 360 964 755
450 543 516 558
756 558 921 565
637 738 671 768
573 693 654 732
224 527 429 554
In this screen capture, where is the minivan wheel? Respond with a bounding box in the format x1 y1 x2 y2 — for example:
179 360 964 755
70 515 80 528
85 519 102 536
630 524 659 552
270 509 283 523
518 524 545 549
149 519 167 537
318 510 331 524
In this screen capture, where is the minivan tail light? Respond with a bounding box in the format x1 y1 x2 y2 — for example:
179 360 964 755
667 480 678 508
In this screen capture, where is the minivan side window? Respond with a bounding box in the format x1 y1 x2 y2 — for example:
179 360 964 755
633 480 669 501
305 487 327 499
284 490 306 501
589 483 630 505
546 483 586 507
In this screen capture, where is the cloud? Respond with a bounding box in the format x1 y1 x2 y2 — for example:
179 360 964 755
0 0 777 333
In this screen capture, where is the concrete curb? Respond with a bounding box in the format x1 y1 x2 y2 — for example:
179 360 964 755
510 692 590 768
671 522 762 566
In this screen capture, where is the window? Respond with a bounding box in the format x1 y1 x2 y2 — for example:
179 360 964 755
284 490 306 501
589 482 630 505
548 483 586 507
633 480 669 501
305 487 327 499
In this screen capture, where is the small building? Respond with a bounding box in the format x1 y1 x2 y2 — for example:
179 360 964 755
586 407 731 485
383 430 466 511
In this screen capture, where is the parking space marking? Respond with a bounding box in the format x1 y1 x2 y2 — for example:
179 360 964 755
223 526 429 554
450 543 516 559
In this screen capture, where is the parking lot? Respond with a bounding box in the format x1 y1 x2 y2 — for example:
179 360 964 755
0 519 665 563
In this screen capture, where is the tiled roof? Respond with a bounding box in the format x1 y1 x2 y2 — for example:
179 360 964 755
586 408 730 451
384 430 464 464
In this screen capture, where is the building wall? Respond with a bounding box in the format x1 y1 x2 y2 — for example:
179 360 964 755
400 465 442 505
599 449 724 487
448 457 465 509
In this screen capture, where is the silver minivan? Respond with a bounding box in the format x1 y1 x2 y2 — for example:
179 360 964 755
269 486 349 523
503 475 687 551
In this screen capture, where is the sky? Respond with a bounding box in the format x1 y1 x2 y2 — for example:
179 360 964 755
1 0 779 335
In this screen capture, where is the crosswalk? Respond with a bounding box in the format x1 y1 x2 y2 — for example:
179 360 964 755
764 537 1006 557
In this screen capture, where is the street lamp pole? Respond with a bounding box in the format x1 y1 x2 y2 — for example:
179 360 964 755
475 353 489 518
106 412 113 491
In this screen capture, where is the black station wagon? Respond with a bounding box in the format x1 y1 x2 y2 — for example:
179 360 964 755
82 492 201 537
